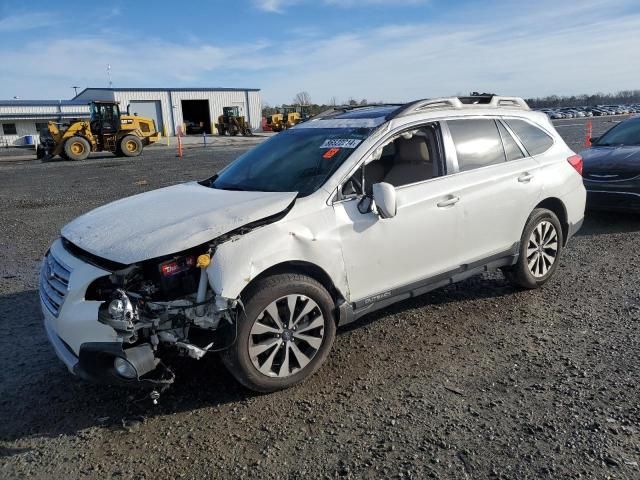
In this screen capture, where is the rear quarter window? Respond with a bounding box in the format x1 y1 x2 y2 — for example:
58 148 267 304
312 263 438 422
505 119 554 156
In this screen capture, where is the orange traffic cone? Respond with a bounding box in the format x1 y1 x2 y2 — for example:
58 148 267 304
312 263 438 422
585 120 593 147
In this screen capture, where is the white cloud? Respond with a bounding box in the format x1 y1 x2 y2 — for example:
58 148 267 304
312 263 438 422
254 0 296 13
0 12 59 32
1 0 639 105
254 0 429 13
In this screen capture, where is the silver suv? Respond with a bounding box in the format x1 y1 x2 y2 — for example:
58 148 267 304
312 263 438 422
41 95 586 393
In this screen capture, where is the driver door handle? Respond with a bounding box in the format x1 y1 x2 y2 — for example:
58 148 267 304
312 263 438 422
518 173 534 183
437 195 460 208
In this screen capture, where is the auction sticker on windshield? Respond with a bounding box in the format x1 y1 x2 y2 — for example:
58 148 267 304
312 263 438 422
322 148 340 159
320 139 362 149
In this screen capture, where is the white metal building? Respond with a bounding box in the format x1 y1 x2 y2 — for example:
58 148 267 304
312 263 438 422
0 87 262 146
0 100 89 147
74 87 262 137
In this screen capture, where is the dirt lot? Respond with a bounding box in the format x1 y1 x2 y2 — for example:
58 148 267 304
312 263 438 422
1 117 638 479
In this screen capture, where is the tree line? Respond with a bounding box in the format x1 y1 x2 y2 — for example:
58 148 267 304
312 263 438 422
262 91 382 117
262 90 640 117
525 90 640 108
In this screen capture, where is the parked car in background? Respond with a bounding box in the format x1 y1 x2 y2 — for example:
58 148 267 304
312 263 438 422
581 115 640 212
40 95 586 393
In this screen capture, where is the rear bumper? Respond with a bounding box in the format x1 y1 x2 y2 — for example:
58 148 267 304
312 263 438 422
585 189 640 212
567 217 584 241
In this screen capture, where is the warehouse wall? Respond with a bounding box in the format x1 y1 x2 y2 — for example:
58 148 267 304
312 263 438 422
0 105 59 115
1 89 263 141
0 103 89 145
0 120 44 146
171 90 261 134
248 91 262 131
113 91 172 135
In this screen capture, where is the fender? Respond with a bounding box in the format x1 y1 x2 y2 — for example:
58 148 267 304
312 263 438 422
207 205 350 302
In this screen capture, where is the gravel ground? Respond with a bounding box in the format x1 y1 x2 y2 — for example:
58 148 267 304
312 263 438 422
0 117 638 479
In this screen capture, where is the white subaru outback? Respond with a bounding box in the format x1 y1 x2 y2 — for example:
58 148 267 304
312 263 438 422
40 95 586 393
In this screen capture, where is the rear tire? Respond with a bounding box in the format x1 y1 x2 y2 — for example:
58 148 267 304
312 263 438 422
502 208 563 289
119 135 143 157
221 273 336 392
63 136 90 161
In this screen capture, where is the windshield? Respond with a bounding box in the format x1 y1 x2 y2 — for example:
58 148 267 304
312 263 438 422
596 119 640 146
212 127 372 196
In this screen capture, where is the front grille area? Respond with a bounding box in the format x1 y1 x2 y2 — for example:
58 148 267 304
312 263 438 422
39 249 72 317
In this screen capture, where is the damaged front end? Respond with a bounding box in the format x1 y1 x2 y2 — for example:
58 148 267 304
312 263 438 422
76 243 237 391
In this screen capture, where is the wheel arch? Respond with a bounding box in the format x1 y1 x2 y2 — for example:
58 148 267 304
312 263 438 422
535 197 569 245
240 260 346 304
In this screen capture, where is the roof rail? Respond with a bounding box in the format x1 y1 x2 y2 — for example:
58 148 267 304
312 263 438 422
391 95 530 119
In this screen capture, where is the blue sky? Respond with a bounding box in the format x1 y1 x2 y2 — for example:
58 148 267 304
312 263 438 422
1 0 639 105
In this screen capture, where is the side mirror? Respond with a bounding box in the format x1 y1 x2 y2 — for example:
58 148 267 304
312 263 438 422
590 137 599 145
372 182 397 218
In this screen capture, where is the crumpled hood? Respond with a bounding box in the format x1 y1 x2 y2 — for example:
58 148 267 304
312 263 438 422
62 182 297 265
580 146 640 175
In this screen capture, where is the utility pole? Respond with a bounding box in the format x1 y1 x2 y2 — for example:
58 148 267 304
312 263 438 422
107 64 112 88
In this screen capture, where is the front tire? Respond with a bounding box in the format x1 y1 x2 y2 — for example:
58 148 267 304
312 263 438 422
64 136 90 161
503 208 563 289
119 135 143 157
221 273 336 392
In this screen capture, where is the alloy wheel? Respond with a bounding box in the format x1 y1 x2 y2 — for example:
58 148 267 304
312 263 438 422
248 294 325 378
527 220 558 278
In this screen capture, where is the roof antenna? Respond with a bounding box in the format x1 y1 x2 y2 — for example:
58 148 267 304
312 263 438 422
107 64 113 88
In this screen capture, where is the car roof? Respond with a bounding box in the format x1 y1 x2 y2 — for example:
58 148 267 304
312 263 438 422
295 96 535 130
331 106 402 119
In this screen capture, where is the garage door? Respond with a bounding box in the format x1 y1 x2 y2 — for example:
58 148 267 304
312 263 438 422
128 101 163 133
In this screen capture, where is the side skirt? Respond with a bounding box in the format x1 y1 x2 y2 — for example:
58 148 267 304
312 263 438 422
340 244 519 326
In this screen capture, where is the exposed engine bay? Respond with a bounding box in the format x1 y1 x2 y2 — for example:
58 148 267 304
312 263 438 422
80 242 239 396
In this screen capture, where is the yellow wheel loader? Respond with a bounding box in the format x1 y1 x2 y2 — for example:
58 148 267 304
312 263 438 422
271 106 311 132
215 106 253 136
268 112 285 132
37 101 160 161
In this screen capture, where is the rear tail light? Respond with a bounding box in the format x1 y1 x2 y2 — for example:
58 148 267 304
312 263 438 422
567 154 583 176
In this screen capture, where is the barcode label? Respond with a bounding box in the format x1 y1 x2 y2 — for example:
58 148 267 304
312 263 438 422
320 138 362 149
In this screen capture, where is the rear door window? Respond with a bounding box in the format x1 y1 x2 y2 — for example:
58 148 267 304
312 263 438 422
497 121 525 161
504 119 553 156
447 119 505 172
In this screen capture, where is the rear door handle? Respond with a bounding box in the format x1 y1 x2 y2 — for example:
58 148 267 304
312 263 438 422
518 173 534 183
437 195 460 208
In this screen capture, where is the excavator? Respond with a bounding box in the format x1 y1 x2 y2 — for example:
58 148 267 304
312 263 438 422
37 100 160 161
